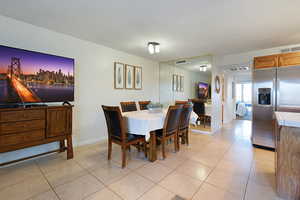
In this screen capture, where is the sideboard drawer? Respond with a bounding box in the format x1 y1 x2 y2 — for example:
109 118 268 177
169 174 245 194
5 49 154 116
0 110 45 122
0 130 45 147
0 120 45 135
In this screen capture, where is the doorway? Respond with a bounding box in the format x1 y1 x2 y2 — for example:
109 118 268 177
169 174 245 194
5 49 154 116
235 82 252 120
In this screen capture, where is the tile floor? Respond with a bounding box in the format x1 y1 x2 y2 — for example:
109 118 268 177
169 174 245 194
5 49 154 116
0 120 283 200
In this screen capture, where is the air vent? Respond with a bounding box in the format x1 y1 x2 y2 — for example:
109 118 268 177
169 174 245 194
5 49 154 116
175 60 187 65
281 46 300 53
291 46 300 52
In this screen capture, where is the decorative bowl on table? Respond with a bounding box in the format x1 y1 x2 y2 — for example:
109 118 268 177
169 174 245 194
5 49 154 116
147 103 163 113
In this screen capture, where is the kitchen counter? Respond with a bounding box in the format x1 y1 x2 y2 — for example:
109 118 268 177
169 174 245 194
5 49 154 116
275 111 300 200
275 111 300 127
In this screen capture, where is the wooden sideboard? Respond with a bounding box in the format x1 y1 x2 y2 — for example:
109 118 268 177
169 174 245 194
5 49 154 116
0 105 73 165
254 52 300 69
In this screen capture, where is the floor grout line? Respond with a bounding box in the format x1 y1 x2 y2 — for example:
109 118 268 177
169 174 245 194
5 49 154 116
34 159 62 200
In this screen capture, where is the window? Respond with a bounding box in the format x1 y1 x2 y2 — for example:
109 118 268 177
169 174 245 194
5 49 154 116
235 82 252 104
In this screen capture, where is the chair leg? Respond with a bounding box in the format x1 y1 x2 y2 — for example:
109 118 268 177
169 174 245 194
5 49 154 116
186 129 189 145
108 139 112 160
121 146 127 168
143 142 147 158
162 140 166 160
175 134 179 152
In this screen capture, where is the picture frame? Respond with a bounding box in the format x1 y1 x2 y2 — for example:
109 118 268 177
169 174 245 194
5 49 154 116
114 62 125 89
125 64 134 89
172 74 178 91
134 66 142 90
179 76 184 92
215 75 221 94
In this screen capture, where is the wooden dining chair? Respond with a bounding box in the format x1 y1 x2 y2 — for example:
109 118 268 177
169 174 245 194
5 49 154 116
156 105 183 159
177 104 193 148
102 105 146 168
120 101 137 112
175 100 188 105
138 101 151 110
192 99 210 127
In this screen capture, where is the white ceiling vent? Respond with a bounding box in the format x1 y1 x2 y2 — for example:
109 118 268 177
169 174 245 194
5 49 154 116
281 46 300 53
175 60 187 65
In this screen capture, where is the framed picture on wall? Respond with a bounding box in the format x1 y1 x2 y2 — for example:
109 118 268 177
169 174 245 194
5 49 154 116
114 62 125 89
125 65 134 89
134 66 142 89
179 76 184 92
173 74 178 91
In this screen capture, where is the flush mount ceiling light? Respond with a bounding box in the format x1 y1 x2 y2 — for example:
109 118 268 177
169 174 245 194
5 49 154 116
148 42 160 54
199 65 207 72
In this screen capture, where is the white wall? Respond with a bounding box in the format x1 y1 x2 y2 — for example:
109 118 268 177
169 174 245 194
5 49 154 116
0 15 159 163
210 58 223 132
159 62 210 105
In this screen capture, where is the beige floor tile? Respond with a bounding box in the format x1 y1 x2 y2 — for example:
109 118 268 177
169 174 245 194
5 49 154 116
0 175 51 200
30 190 59 200
36 154 76 174
205 169 248 198
192 183 241 200
0 161 42 190
214 159 251 176
188 152 223 168
75 154 108 170
84 188 122 200
175 160 212 181
253 148 275 163
54 174 104 200
89 162 131 185
157 154 187 169
249 160 276 188
44 161 87 187
139 185 175 200
159 171 202 199
109 173 155 200
245 180 282 200
135 162 173 183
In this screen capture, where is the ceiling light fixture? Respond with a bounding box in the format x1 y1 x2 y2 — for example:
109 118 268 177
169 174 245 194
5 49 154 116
148 42 160 54
199 65 207 72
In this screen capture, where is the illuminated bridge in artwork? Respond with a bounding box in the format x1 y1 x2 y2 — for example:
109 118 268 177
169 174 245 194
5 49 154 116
7 57 40 103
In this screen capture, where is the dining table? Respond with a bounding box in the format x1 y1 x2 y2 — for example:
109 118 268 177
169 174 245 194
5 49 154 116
122 109 198 161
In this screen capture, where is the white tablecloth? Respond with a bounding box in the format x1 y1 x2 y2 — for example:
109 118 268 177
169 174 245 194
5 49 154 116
122 110 198 140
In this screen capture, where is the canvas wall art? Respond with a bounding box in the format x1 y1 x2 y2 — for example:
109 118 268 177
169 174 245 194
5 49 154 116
125 64 134 89
114 62 125 89
134 66 142 89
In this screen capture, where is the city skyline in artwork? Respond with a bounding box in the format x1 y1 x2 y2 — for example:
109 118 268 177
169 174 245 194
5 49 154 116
0 45 74 75
0 45 74 103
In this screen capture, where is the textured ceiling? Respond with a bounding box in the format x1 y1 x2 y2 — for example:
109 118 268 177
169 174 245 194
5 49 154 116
0 0 300 61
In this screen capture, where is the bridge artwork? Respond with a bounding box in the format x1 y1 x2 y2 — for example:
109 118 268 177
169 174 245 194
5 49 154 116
7 57 41 102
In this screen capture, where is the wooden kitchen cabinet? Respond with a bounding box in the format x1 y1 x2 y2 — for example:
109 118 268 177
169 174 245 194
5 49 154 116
254 55 278 69
278 52 300 67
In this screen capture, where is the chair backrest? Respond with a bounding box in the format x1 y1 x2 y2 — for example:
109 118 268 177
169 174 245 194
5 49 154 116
179 104 193 130
120 101 137 112
192 100 205 116
163 105 183 136
175 100 188 105
102 105 126 141
138 101 151 110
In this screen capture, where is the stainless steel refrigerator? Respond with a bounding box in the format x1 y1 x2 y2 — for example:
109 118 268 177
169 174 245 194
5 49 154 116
252 65 300 149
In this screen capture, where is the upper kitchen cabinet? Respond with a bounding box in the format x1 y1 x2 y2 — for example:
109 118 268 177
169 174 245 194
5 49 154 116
254 55 278 69
278 52 300 67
